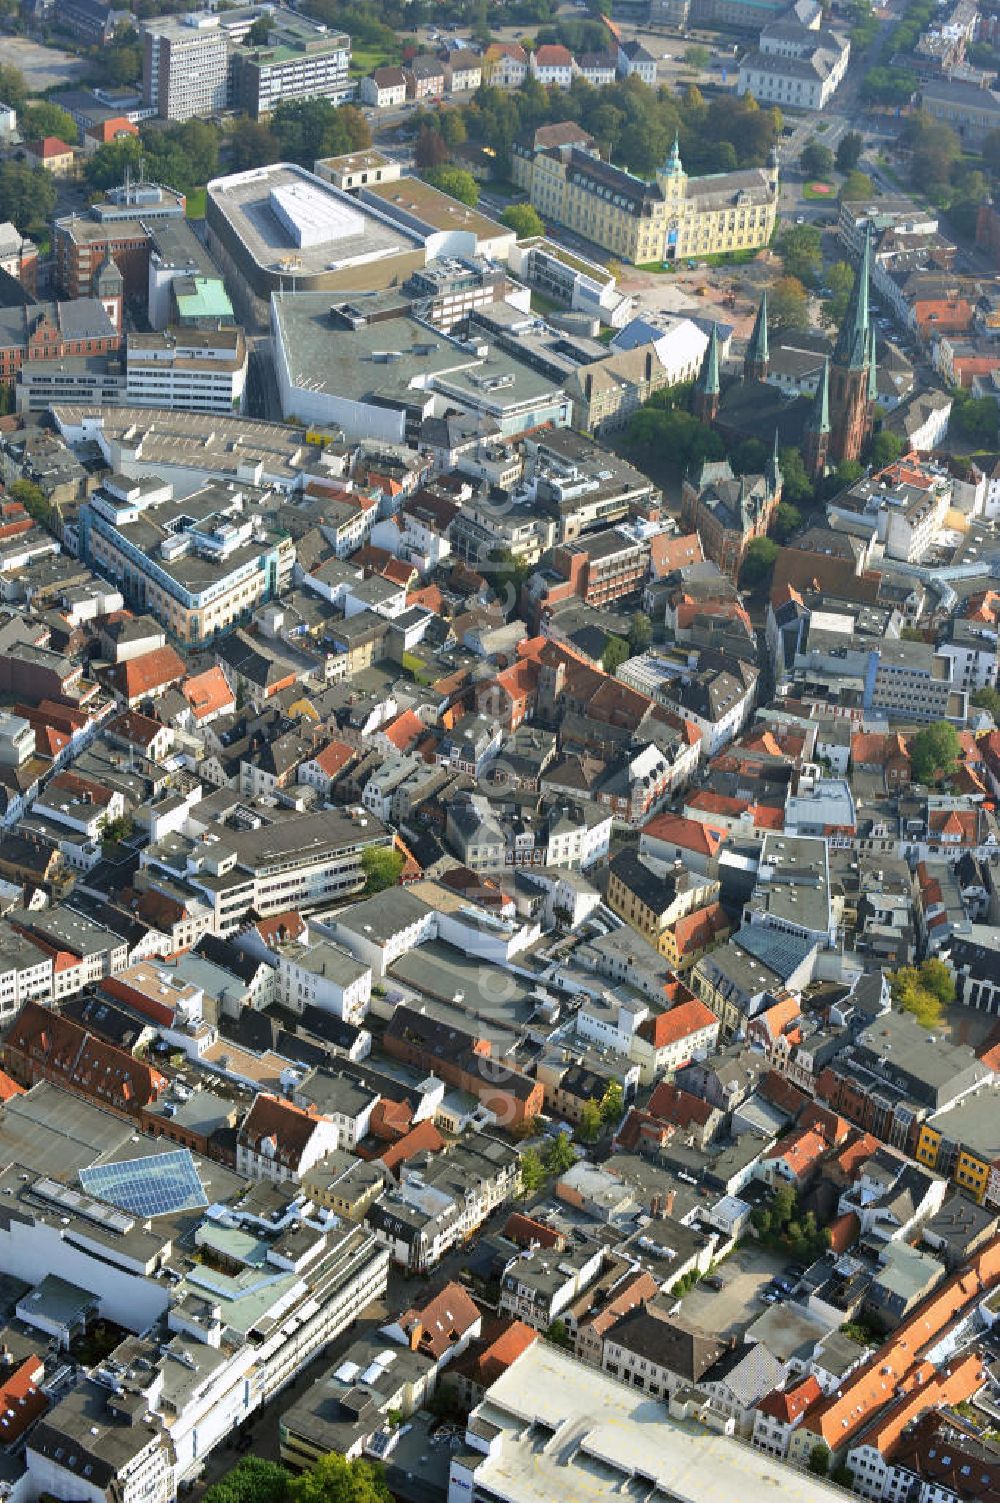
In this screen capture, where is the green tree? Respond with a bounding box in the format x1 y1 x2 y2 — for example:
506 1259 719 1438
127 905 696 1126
628 612 651 654
799 139 834 178
769 274 810 330
502 203 545 238
771 1183 797 1228
972 685 1000 721
203 1458 289 1503
423 165 480 206
271 99 370 169
361 846 405 894
840 169 875 202
867 430 903 469
85 136 143 192
544 1132 576 1176
599 1081 624 1124
772 501 802 543
602 635 630 674
685 43 710 68
287 1452 391 1503
9 478 49 524
821 259 856 328
835 131 864 173
740 537 780 590
0 159 56 232
0 65 27 113
808 1445 830 1477
910 719 960 785
917 957 956 1008
439 110 468 149
731 437 769 475
779 447 815 507
21 102 79 144
228 119 279 172
519 1147 545 1194
545 1318 571 1347
101 814 135 849
577 1101 602 1144
778 224 823 286
245 14 272 44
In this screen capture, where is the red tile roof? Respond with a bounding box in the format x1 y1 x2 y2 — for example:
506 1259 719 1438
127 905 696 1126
183 666 235 721
641 812 724 857
646 1081 716 1128
376 1118 445 1175
637 997 718 1050
757 1374 822 1425
384 709 425 753
503 1212 563 1249
0 1356 48 1445
116 645 186 702
31 136 73 159
668 901 730 958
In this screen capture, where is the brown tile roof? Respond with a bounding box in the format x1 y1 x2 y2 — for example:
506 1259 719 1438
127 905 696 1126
237 1094 322 1171
4 999 167 1111
503 1212 563 1250
398 1282 481 1360
116 645 186 702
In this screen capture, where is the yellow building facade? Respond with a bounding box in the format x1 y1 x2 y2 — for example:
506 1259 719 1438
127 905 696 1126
512 133 779 266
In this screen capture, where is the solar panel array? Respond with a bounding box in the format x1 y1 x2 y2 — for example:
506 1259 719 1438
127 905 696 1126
79 1148 208 1218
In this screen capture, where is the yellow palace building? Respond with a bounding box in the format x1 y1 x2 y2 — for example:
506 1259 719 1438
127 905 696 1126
512 128 779 266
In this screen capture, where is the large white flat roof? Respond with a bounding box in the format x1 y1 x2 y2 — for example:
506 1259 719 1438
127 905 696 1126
469 1343 847 1503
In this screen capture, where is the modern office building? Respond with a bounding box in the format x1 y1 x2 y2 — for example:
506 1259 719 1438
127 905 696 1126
233 14 352 117
142 13 231 121
80 473 292 644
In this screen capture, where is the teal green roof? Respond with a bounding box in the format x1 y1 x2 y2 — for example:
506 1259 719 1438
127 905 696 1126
175 277 234 321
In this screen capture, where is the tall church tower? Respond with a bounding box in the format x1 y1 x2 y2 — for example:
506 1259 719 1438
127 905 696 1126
828 223 874 465
692 321 720 423
744 288 769 382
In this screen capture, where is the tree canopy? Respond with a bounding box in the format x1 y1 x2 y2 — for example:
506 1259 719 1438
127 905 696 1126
361 847 405 894
799 140 834 178
423 165 480 206
890 959 956 1030
502 203 545 238
740 537 780 590
909 720 960 785
769 275 810 331
0 159 56 232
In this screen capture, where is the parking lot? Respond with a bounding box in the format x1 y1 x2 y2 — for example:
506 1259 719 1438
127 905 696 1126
678 1243 795 1337
0 36 87 90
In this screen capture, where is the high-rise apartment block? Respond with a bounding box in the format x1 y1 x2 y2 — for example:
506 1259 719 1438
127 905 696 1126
143 8 352 121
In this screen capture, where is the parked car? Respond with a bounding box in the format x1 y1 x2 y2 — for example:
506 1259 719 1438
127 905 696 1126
701 1275 724 1291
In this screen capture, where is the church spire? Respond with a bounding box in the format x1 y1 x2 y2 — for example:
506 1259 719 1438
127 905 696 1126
665 132 683 176
833 222 872 372
807 358 830 435
767 427 781 492
804 358 830 480
692 321 720 422
745 287 769 381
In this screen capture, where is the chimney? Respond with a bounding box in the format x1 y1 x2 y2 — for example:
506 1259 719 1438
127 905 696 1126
409 1320 423 1352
